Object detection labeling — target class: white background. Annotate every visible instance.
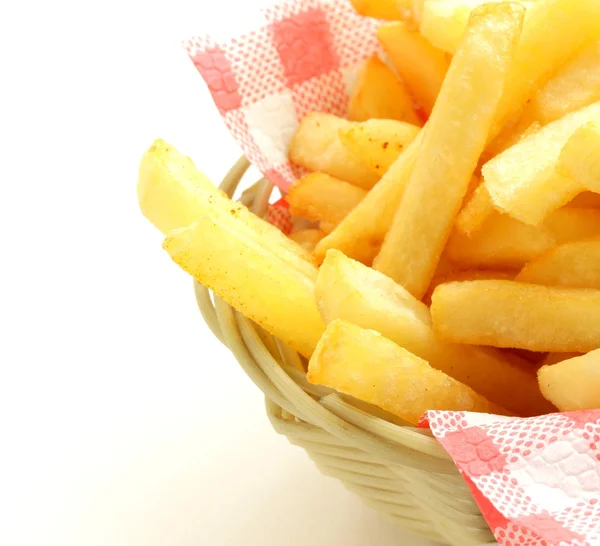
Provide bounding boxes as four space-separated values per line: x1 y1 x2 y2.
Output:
0 1 438 545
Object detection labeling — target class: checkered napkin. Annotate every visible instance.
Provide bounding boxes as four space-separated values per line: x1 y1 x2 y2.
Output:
184 2 600 543
421 411 600 546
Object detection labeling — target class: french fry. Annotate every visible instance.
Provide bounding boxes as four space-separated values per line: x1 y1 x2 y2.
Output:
338 119 421 175
316 250 552 416
289 229 326 252
309 320 511 424
538 350 600 411
423 268 515 306
349 0 406 20
348 56 422 125
138 139 316 270
374 4 524 298
288 113 380 190
491 0 600 139
448 207 600 270
454 185 496 237
377 21 450 115
483 101 600 225
557 123 600 193
446 211 554 269
314 133 422 265
529 41 600 125
432 280 600 352
138 138 225 234
543 207 600 245
420 0 534 54
517 239 600 289
286 173 366 234
567 192 600 209
542 352 583 367
164 216 324 358
457 119 543 236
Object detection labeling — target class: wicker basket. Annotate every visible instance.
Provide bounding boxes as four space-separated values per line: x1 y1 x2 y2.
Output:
194 157 494 546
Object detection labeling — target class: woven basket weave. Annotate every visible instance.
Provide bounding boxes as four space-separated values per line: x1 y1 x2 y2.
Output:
193 157 494 546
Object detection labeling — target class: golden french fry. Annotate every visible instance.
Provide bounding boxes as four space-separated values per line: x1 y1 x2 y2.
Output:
432 280 600 352
374 4 524 298
423 268 515 306
446 211 553 269
164 216 324 358
542 352 583 367
314 133 422 265
288 113 380 190
483 101 600 225
538 350 600 411
529 41 600 125
517 239 600 289
338 119 421 176
420 0 534 54
557 122 600 193
454 185 496 237
348 56 422 125
567 192 600 209
349 0 406 20
377 21 450 115
308 320 511 425
289 229 325 252
491 0 600 139
138 139 316 271
316 250 552 416
286 173 366 234
543 207 600 245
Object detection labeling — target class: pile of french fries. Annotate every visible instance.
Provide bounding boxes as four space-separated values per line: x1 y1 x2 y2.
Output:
139 0 600 425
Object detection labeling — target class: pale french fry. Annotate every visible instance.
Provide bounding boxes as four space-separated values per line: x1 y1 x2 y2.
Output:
138 139 316 270
289 229 325 252
557 123 600 193
138 138 225 233
423 268 515 306
529 41 600 125
538 350 600 411
349 0 406 20
308 320 511 425
432 280 600 352
567 192 600 209
420 0 534 54
491 0 600 138
377 21 450 115
374 4 524 298
483 101 600 225
316 250 552 416
286 173 366 234
288 113 380 190
446 211 554 269
543 208 600 245
164 216 324 358
348 56 422 125
517 239 600 289
338 119 421 175
314 133 422 265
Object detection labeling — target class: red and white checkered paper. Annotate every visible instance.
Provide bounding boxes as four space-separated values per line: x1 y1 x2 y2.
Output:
421 411 600 546
184 0 381 194
184 2 600 544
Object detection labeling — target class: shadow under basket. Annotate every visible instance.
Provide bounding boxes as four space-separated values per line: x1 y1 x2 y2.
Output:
193 157 494 546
